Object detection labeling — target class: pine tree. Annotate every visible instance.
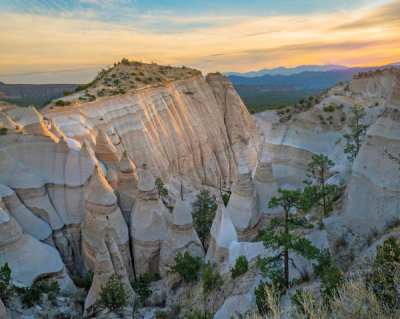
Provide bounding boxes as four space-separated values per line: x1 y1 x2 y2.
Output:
343 105 369 161
259 189 320 288
191 189 217 248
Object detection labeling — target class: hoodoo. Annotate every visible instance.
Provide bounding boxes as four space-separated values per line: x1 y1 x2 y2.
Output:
226 152 261 241
82 166 134 313
130 164 169 276
159 198 204 276
94 129 120 171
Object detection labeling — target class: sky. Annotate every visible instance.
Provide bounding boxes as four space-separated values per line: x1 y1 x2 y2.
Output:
0 0 399 83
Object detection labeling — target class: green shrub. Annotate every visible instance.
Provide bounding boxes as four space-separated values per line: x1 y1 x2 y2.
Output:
181 307 213 319
171 252 201 282
73 269 94 291
291 288 307 315
113 79 119 85
133 273 152 300
320 265 343 301
62 90 72 96
139 71 144 76
121 58 130 65
135 77 141 81
0 263 14 303
156 77 162 82
323 104 335 112
201 261 223 293
111 74 117 78
119 88 126 94
231 255 248 279
75 81 95 92
0 127 8 135
155 310 168 319
55 100 65 106
222 193 231 207
21 286 42 308
96 273 130 313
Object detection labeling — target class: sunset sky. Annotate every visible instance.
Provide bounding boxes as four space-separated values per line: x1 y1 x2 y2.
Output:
0 0 399 83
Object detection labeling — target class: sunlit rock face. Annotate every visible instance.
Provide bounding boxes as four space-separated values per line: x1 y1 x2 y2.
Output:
81 166 134 314
45 73 260 189
159 199 204 276
130 165 169 277
226 153 261 241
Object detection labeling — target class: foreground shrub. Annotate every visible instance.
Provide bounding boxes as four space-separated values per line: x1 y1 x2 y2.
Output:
73 269 94 291
96 273 130 313
180 307 213 319
55 100 65 106
170 252 201 282
231 255 248 279
0 263 14 303
201 261 223 293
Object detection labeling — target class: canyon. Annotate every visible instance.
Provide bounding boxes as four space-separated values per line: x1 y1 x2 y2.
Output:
0 62 399 318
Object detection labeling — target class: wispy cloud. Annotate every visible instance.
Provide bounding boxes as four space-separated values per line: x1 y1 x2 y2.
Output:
0 0 399 82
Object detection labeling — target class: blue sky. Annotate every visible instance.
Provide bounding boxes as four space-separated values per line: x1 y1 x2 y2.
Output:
0 0 399 83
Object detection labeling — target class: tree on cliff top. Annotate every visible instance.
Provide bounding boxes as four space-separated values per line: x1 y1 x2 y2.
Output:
343 105 369 161
191 189 217 249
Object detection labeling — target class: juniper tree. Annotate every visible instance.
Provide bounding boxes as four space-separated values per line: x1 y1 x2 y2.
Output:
343 105 369 161
191 189 217 248
259 189 320 289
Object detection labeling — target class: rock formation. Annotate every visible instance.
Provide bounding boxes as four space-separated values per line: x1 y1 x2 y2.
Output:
45 72 260 189
130 164 169 276
0 206 75 293
81 166 134 313
117 151 138 223
0 298 7 319
254 144 280 221
226 153 261 241
159 199 204 276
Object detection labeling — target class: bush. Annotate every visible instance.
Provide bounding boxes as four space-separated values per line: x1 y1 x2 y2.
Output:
222 193 231 206
135 77 141 81
0 263 14 303
62 90 72 96
313 249 331 278
171 252 201 282
133 273 152 300
55 100 65 106
320 265 343 301
323 104 335 112
119 88 126 94
139 71 144 76
0 127 8 135
75 81 95 92
201 261 223 293
254 281 283 316
96 273 130 313
180 308 213 319
73 269 94 291
231 255 248 279
121 58 130 65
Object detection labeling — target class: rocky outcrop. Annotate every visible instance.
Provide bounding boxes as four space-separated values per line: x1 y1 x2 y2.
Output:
81 166 134 313
0 298 7 319
254 144 280 220
341 75 400 235
130 165 169 276
0 206 75 293
159 199 204 276
226 153 261 241
117 151 138 223
94 129 120 171
45 73 260 189
206 199 238 264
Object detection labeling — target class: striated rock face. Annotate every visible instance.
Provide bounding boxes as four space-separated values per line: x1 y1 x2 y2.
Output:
117 151 139 223
254 144 280 220
341 76 400 235
130 165 169 276
226 153 261 241
94 129 120 171
0 206 75 293
159 199 204 276
45 73 260 189
81 166 134 313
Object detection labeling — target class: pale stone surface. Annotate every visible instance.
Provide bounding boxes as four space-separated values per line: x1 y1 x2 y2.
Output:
0 298 6 319
94 129 120 170
130 166 169 276
45 74 261 189
226 153 261 241
82 166 134 313
159 199 204 276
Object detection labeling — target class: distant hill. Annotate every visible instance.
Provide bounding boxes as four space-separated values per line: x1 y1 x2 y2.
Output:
0 82 79 108
229 64 400 90
225 64 348 77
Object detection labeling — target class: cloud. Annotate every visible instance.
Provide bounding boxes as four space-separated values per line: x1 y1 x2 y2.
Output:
0 0 399 81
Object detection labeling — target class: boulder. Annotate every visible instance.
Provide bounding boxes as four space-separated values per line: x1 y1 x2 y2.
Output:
130 165 169 276
159 199 204 276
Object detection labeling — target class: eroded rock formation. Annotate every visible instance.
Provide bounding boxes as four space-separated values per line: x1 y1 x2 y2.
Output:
130 165 169 276
159 199 204 276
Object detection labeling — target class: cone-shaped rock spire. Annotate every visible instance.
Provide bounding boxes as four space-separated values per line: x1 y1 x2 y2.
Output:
94 129 119 170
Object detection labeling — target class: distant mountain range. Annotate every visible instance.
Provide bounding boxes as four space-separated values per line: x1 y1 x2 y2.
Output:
227 63 400 90
225 64 348 77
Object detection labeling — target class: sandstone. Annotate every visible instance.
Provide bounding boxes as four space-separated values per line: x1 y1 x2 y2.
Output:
226 153 261 241
82 166 134 313
117 151 139 223
159 199 204 276
130 165 169 276
94 129 120 171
